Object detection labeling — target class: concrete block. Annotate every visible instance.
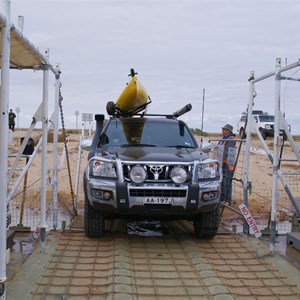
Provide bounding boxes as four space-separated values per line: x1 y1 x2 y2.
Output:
286 232 300 251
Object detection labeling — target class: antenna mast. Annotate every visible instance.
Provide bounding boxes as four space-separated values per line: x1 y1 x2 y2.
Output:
201 88 205 133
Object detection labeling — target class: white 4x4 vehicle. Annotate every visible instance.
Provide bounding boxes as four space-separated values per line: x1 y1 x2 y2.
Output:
237 110 274 140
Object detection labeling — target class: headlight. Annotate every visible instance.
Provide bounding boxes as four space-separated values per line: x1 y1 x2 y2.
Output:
170 166 188 184
130 165 147 184
90 160 117 178
198 161 219 179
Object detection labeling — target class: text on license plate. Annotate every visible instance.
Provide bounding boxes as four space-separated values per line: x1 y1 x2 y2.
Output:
143 197 174 204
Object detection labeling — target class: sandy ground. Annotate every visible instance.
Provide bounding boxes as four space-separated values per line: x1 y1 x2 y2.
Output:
7 129 300 219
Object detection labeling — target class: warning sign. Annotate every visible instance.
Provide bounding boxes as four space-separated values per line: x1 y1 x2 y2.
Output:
239 204 262 238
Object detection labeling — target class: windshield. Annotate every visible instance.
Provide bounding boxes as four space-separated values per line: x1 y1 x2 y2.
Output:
259 115 274 122
100 118 197 148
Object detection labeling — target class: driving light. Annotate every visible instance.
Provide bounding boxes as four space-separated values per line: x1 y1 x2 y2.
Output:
201 191 218 201
170 166 188 184
198 161 219 179
130 165 147 184
90 160 117 178
91 189 113 200
202 192 210 201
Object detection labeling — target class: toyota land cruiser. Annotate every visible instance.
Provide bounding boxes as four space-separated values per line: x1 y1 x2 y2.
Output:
82 105 222 239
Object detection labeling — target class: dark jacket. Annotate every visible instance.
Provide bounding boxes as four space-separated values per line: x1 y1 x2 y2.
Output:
9 112 16 125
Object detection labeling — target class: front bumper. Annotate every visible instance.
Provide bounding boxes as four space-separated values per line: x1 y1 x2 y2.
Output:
263 128 274 136
84 172 221 219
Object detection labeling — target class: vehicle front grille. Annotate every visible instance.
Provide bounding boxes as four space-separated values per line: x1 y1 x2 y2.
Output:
129 189 187 198
122 164 191 182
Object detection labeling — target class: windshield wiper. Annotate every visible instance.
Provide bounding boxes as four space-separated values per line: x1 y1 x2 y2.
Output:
119 143 157 147
165 145 195 148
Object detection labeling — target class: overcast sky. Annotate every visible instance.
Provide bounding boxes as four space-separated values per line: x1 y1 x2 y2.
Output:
8 0 300 134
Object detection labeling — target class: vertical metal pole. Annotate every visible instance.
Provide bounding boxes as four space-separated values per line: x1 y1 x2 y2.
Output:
15 107 20 130
270 58 281 252
74 135 83 212
17 15 24 32
40 61 49 230
52 64 60 230
0 1 10 298
201 88 205 133
75 111 79 130
81 117 84 137
243 71 255 234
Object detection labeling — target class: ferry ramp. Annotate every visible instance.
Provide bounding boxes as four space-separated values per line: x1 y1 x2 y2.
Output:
6 215 300 300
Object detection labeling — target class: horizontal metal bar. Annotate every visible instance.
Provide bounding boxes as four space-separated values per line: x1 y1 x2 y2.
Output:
251 71 275 83
280 76 300 81
8 154 31 158
278 59 300 74
279 158 299 162
209 138 246 143
250 59 300 84
281 172 300 176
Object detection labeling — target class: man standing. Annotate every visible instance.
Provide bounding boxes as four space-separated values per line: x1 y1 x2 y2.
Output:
9 108 16 132
218 124 236 205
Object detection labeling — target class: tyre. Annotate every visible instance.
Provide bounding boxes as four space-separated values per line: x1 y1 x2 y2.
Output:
84 197 105 238
193 205 221 239
106 101 115 116
259 128 267 140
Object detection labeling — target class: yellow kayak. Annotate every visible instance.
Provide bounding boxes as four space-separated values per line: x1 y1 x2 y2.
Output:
106 69 151 117
116 76 148 113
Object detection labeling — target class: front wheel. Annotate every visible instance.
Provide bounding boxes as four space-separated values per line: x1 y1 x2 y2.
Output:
259 128 267 140
84 197 105 238
193 206 221 239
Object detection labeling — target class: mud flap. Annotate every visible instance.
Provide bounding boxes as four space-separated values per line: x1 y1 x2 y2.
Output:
186 183 199 212
116 182 129 209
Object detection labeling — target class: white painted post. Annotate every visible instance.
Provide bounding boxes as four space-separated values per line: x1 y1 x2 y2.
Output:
17 15 23 32
52 64 61 230
0 1 10 298
242 71 255 234
270 58 281 252
75 110 79 130
40 54 49 233
15 107 20 130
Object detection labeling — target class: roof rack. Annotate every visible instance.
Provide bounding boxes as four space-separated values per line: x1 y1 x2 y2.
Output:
108 103 192 119
107 97 152 117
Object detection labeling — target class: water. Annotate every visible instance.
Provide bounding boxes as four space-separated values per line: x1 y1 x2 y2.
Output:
7 232 39 280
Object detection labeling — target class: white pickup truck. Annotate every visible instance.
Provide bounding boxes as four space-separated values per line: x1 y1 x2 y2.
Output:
237 110 274 140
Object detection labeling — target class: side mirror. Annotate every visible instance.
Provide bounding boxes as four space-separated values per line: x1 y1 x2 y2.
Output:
81 139 93 151
201 141 212 153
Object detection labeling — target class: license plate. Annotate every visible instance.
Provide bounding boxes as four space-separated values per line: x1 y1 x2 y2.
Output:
143 197 174 204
